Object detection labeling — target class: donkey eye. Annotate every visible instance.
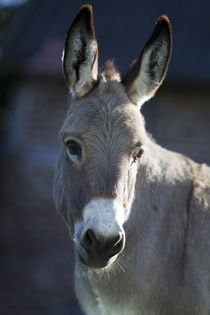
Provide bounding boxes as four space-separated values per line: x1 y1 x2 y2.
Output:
132 148 144 164
66 140 82 159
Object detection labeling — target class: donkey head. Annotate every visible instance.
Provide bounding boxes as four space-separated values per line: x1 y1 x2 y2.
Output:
54 5 172 269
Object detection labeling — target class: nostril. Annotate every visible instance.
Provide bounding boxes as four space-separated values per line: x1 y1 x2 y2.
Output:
82 228 96 250
111 233 125 256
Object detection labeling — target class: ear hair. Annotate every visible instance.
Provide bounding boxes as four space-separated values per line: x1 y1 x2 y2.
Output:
122 15 172 107
63 5 98 98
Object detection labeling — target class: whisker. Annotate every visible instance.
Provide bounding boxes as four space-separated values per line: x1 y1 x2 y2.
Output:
117 261 126 273
105 268 110 280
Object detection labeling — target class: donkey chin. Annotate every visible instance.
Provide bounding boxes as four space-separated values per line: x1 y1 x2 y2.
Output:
74 198 126 269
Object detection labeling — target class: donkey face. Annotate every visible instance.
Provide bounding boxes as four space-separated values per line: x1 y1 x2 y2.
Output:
54 5 172 269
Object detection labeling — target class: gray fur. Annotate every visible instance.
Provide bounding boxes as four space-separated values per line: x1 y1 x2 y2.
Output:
54 6 210 315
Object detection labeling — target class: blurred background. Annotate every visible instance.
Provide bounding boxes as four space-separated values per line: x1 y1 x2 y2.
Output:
0 0 210 314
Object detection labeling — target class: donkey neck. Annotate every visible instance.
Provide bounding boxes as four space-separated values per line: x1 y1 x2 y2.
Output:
124 138 194 259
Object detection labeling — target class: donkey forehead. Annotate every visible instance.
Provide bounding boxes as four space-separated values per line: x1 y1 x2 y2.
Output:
61 82 146 145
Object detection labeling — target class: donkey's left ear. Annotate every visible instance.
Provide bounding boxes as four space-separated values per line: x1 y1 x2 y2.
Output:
122 16 172 107
63 5 98 98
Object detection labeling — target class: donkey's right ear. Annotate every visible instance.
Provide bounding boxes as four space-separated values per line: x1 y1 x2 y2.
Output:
63 5 98 98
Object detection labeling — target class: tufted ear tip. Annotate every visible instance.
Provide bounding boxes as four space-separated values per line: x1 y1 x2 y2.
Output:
144 15 172 57
157 15 171 25
156 15 172 46
79 4 93 13
76 4 94 34
158 15 171 26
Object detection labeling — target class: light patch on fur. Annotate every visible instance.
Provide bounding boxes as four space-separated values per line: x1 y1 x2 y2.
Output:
101 60 121 82
87 290 137 315
128 50 154 107
82 198 125 237
101 70 120 82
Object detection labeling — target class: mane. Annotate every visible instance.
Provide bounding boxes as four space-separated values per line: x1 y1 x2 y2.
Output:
100 60 121 82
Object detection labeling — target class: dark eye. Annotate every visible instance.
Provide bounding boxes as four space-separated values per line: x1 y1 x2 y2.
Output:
66 140 82 159
132 148 144 164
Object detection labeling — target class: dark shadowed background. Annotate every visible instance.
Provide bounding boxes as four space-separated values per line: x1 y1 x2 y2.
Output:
0 0 210 314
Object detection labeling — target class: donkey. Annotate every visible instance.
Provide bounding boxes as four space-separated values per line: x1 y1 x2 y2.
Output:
54 4 210 315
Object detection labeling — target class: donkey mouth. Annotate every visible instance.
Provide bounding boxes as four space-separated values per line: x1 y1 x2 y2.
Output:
78 251 119 269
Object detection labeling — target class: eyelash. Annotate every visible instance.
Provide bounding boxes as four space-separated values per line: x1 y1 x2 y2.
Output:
131 148 144 165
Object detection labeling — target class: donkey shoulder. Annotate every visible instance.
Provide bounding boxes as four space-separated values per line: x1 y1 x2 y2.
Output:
191 162 210 215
